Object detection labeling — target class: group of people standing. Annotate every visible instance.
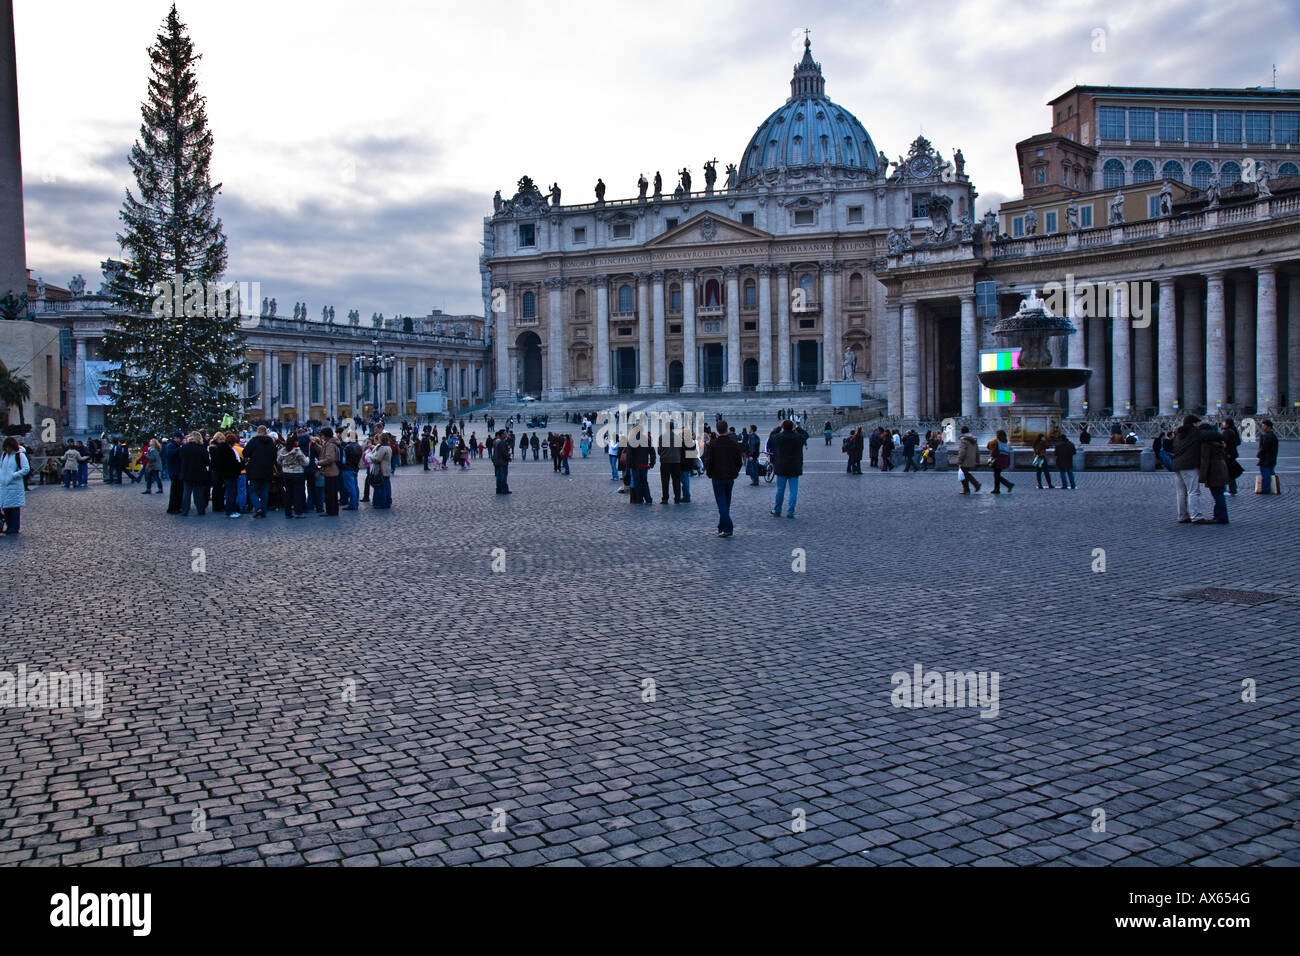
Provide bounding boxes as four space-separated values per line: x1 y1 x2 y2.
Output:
1170 416 1279 524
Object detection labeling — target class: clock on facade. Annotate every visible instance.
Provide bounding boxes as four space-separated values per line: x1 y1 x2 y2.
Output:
908 155 935 179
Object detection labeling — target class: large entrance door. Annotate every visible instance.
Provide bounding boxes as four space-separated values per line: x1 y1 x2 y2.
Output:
743 358 758 390
938 316 961 414
795 340 819 389
702 343 724 390
614 347 638 392
668 360 683 392
515 331 542 396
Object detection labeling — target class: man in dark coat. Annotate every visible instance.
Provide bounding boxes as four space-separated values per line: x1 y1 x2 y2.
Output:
1257 419 1279 494
1171 415 1211 523
178 434 211 516
702 420 743 537
768 419 805 518
491 429 512 494
242 426 277 518
165 432 185 513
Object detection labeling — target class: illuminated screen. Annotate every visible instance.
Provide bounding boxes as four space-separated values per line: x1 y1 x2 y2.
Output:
979 349 1021 405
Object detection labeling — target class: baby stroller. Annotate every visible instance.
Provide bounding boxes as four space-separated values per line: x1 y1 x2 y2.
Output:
755 451 775 483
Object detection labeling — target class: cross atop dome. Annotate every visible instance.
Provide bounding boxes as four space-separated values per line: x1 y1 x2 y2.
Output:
790 32 825 100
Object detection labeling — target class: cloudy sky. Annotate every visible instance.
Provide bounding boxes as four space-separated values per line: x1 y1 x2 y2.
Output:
15 0 1298 316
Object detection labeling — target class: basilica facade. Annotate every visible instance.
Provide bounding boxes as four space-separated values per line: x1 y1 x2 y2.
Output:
480 41 976 400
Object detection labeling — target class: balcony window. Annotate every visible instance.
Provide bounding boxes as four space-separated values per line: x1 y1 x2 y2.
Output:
1079 205 1092 228
1245 111 1271 144
1158 109 1184 141
669 284 681 312
519 223 535 247
1187 110 1213 143
743 280 756 308
1045 211 1058 234
1217 111 1242 143
1277 112 1300 146
1128 108 1155 141
522 291 536 318
617 284 634 313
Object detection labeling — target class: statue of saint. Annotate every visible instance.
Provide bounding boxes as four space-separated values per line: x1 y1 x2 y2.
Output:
493 190 502 213
653 170 662 199
1024 205 1038 235
679 167 692 193
725 163 738 190
877 150 889 175
704 159 717 193
269 298 277 317
842 347 857 380
34 277 44 299
261 297 269 317
69 274 86 296
329 305 335 322
953 148 965 177
1158 179 1174 216
550 182 561 206
1256 163 1272 198
1108 190 1125 225
637 174 648 201
886 228 906 255
1065 198 1080 232
1205 179 1220 209
595 178 605 202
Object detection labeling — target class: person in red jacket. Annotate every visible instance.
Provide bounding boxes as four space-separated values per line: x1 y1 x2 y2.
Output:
561 434 573 475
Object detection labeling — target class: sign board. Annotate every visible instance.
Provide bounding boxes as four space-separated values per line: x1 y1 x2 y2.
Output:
415 391 447 415
829 381 862 409
84 361 119 406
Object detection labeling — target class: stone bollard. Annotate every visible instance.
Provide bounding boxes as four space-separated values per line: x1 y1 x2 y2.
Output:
1139 447 1156 472
933 445 948 471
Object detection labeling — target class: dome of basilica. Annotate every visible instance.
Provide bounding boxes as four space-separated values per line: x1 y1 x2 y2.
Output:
737 39 880 187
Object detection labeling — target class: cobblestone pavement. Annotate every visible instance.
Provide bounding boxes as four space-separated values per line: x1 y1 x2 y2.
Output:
1 436 1297 867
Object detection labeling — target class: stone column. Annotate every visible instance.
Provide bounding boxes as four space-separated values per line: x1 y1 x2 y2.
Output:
545 277 565 400
724 266 741 390
757 264 773 391
651 270 666 392
72 336 87 432
1256 263 1278 414
960 294 977 417
887 301 902 415
1134 295 1153 414
1233 274 1256 410
1066 288 1085 416
1157 277 1178 415
493 281 511 400
594 275 612 394
1182 282 1204 413
776 267 792 388
1086 300 1107 414
902 300 919 417
1111 283 1131 415
636 272 651 393
1289 279 1300 411
819 261 838 387
681 270 698 392
1205 271 1227 414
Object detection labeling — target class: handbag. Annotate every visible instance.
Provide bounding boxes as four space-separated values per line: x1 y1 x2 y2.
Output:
1031 456 1043 468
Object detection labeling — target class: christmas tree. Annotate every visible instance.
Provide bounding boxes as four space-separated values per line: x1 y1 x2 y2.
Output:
100 4 243 437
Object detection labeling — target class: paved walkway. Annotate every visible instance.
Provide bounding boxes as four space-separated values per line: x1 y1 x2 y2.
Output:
1 436 1296 866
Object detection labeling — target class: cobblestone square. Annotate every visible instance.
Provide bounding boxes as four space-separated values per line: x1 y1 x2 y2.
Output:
1 436 1297 866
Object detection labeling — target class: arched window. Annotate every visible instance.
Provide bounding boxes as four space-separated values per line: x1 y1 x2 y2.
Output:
848 272 864 302
573 288 587 318
704 278 721 307
1132 160 1155 183
1219 161 1241 186
1161 161 1184 183
669 284 682 312
617 284 633 313
799 273 815 304
1102 158 1125 189
743 279 757 308
1190 161 1213 189
1280 162 1300 178
521 291 536 318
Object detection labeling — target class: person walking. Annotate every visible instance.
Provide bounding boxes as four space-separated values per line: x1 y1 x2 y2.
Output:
702 419 743 537
243 425 277 518
277 439 309 518
658 422 682 503
956 426 982 493
492 428 512 494
141 439 163 494
823 421 833 446
1221 419 1241 495
1171 415 1208 523
0 437 31 535
319 427 342 516
178 432 211 516
879 428 895 472
743 425 762 485
61 441 86 490
418 430 431 471
1257 419 1278 494
768 419 804 518
902 429 920 472
606 433 620 481
1054 434 1077 489
867 427 880 470
369 433 394 509
1032 433 1055 489
987 429 1014 494
625 422 656 505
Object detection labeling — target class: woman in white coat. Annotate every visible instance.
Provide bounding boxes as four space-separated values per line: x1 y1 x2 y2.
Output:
0 437 31 534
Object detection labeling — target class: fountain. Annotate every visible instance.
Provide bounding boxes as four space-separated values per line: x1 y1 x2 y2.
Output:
977 290 1092 445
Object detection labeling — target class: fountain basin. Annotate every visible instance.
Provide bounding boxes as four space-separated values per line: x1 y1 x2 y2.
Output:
977 368 1092 392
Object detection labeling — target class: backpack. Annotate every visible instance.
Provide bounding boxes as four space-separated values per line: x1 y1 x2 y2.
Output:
344 442 362 468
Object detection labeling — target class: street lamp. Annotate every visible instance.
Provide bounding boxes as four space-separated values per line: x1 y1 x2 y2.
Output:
355 336 395 423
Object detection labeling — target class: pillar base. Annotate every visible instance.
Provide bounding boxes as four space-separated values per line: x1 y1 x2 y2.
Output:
776 380 794 390
650 384 667 394
680 384 701 394
757 382 775 392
